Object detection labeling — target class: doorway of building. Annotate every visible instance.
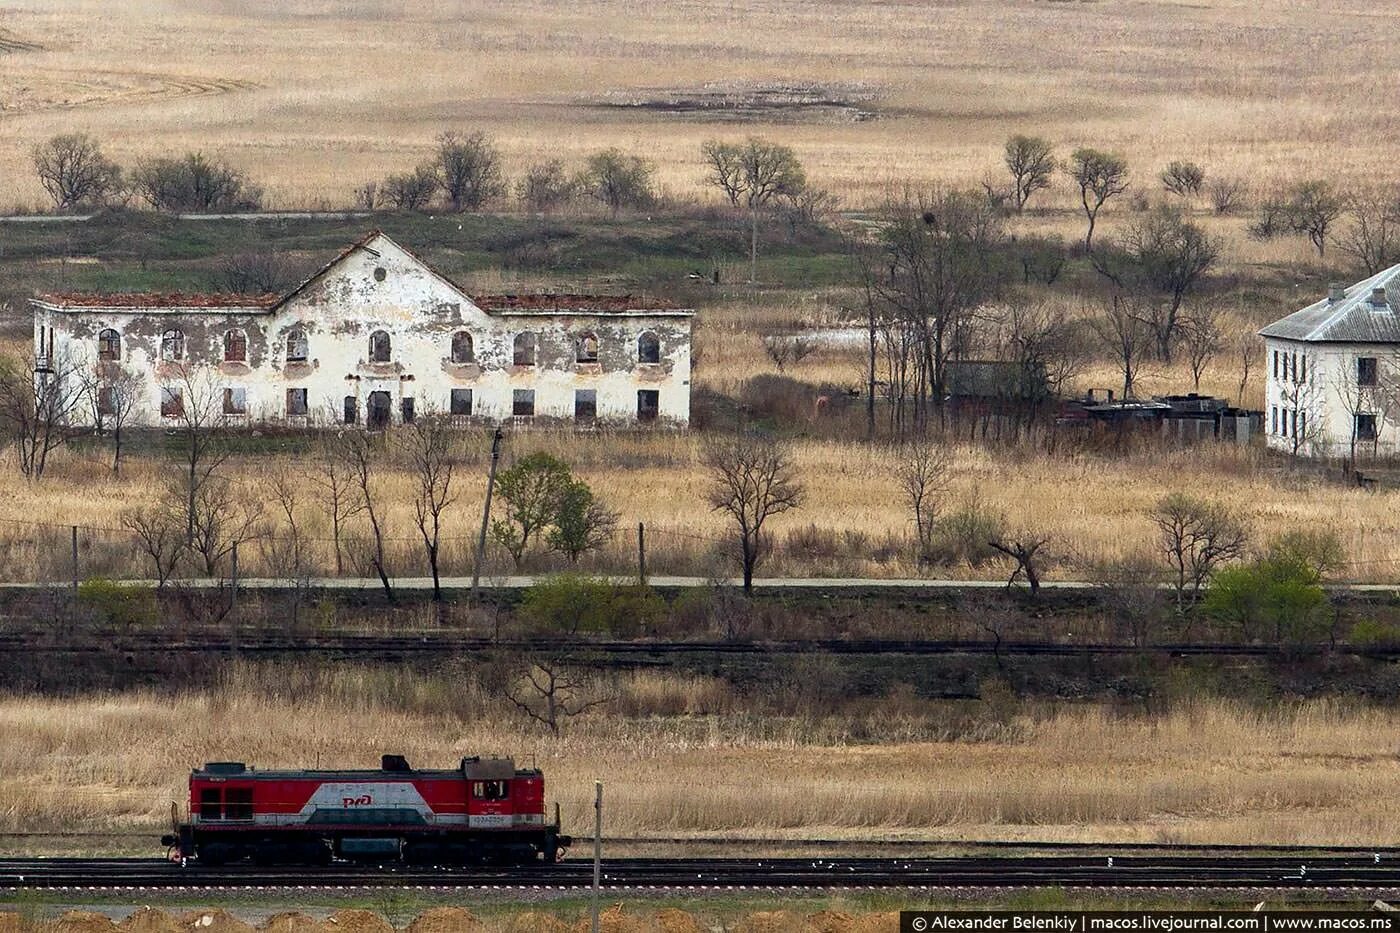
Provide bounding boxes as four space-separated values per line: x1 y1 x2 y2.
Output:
367 391 392 429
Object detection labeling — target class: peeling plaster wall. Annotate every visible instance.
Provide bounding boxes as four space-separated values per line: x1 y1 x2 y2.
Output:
33 234 692 429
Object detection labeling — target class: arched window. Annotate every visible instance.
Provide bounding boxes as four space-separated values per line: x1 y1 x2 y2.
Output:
369 329 391 363
513 332 536 367
160 329 185 362
637 331 660 364
97 328 121 361
451 331 474 364
286 329 308 363
223 329 247 363
576 331 599 364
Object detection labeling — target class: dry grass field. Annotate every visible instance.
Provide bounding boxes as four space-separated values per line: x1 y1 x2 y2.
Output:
1 0 1399 211
1 671 1397 847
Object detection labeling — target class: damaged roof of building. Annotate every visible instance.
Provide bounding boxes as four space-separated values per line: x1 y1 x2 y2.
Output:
35 292 281 310
34 231 689 316
1260 264 1400 343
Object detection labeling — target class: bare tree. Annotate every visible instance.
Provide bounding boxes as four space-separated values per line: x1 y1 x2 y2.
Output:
1207 176 1248 215
1003 135 1056 213
381 163 439 212
577 148 654 215
516 160 576 212
341 431 393 600
312 432 366 576
1180 306 1222 393
185 476 264 576
761 333 815 373
1234 332 1255 407
79 364 145 476
0 349 86 480
131 152 261 213
353 180 378 211
1152 492 1248 613
1066 147 1129 251
503 660 610 735
1097 204 1222 361
897 438 952 559
1090 295 1152 399
1337 189 1400 276
219 249 301 295
701 137 806 283
988 530 1052 597
32 133 122 212
703 431 805 595
261 467 310 589
1159 160 1205 199
121 506 184 590
1288 180 1347 257
1090 550 1166 648
168 367 231 544
437 131 505 212
1277 373 1326 459
404 415 459 602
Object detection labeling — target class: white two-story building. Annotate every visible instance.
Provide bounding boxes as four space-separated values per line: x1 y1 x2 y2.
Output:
1260 266 1400 458
31 230 693 428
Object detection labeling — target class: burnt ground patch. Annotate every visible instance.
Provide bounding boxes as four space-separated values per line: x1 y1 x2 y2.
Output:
588 81 883 124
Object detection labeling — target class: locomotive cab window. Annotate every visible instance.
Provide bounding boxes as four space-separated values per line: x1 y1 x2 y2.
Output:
198 785 254 820
472 780 509 801
199 788 222 820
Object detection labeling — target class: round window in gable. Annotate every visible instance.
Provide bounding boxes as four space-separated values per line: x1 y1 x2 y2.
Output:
373 266 387 282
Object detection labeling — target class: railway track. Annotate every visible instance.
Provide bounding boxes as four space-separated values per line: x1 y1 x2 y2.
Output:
5 856 1400 892
0 633 1345 659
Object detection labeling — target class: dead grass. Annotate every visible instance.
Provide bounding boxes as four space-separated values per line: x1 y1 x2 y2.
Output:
1 677 1398 847
0 1 1398 210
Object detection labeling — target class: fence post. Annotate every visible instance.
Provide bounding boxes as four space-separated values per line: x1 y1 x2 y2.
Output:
472 427 505 597
637 522 646 586
591 780 602 933
70 525 79 597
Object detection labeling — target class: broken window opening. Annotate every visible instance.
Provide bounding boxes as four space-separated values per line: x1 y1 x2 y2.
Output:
513 388 535 418
97 328 121 361
287 329 309 363
369 330 392 363
575 389 597 422
401 397 415 423
343 396 358 425
638 331 660 364
451 331 475 364
286 387 309 417
96 386 117 416
450 388 473 417
576 332 599 364
160 329 185 362
223 329 247 363
1358 356 1378 387
223 387 247 416
637 389 660 422
1357 412 1378 441
514 332 537 367
160 386 184 418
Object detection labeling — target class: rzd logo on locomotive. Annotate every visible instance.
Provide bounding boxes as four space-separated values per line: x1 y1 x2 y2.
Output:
342 793 373 808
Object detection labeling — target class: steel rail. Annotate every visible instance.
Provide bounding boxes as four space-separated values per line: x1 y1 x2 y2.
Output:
5 856 1400 891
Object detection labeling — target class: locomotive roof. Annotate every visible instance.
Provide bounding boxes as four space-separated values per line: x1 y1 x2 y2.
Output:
191 767 540 779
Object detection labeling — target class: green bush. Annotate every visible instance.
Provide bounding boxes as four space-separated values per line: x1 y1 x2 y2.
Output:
1350 619 1400 652
519 574 665 637
77 577 158 629
1202 555 1328 644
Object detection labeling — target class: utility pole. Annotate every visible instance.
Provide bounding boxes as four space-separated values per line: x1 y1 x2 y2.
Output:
70 525 79 597
471 427 505 597
591 780 602 933
637 522 646 585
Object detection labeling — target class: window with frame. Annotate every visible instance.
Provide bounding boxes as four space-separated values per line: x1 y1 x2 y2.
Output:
576 332 599 364
401 397 415 423
1271 406 1278 435
1298 354 1307 383
287 329 309 362
369 330 391 363
471 780 510 801
574 389 597 421
513 389 535 417
637 389 660 422
160 386 184 418
223 329 247 363
1272 350 1279 379
1357 413 1378 441
1359 356 1378 387
286 387 308 416
637 331 660 364
451 331 475 364
343 396 358 425
161 329 185 362
514 332 537 367
451 388 473 416
223 387 247 415
97 328 121 361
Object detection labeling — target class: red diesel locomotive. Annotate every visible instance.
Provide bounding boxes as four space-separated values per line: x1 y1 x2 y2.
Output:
161 755 570 865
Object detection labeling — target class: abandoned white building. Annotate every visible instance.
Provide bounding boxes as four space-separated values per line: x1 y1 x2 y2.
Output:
1260 266 1400 458
31 231 693 429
